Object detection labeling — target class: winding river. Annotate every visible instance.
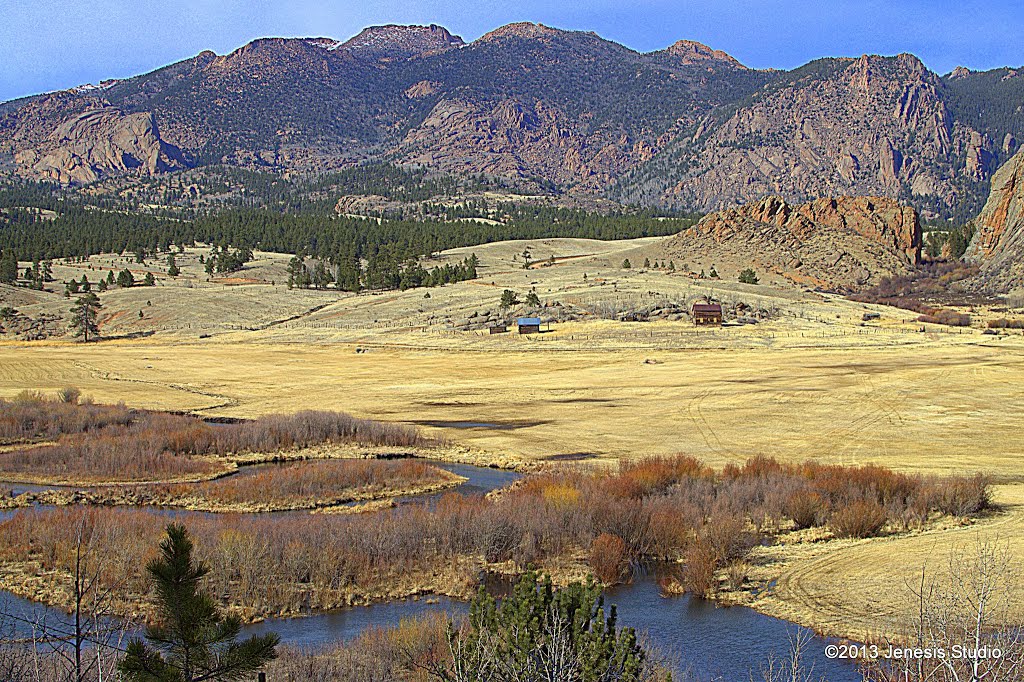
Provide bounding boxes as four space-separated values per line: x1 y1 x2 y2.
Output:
0 461 861 681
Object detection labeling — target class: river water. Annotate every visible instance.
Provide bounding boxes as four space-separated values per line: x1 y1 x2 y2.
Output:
0 461 861 680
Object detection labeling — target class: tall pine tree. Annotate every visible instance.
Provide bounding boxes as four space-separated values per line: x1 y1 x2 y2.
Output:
119 525 279 682
0 249 17 284
69 293 101 342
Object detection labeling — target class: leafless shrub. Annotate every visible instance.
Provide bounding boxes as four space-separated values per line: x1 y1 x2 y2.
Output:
265 614 448 682
0 401 427 482
829 500 888 538
755 628 827 682
919 310 972 327
590 533 631 584
0 457 994 620
784 489 825 530
56 387 81 405
988 318 1024 329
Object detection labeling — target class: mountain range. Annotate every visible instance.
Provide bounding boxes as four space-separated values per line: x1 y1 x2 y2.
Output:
1 22 1023 222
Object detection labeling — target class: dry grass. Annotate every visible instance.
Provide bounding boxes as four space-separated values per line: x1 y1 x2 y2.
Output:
2 336 1020 478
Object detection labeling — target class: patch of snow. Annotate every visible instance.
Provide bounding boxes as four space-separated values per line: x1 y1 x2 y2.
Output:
307 38 343 51
70 79 120 93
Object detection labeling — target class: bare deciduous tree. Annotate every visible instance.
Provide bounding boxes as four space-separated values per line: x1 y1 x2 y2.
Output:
864 537 1024 682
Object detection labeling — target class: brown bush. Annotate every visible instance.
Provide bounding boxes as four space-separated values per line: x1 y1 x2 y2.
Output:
849 263 979 312
589 533 630 584
784 489 824 530
616 454 711 497
829 500 888 538
144 459 452 508
702 513 753 563
929 474 990 517
987 318 1024 329
0 403 427 482
0 393 133 444
646 498 697 558
681 538 718 595
267 614 447 681
918 309 972 326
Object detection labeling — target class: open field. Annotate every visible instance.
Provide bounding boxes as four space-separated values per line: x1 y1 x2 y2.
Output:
1 335 1021 477
2 234 1024 639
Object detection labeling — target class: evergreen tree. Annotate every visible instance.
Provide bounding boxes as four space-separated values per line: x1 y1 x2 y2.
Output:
286 255 310 289
439 572 648 682
525 291 542 307
167 255 180 277
69 293 101 342
119 525 279 682
622 259 632 269
500 289 520 308
117 269 136 288
0 249 17 284
80 274 91 292
311 261 334 289
27 261 44 289
106 270 116 285
144 272 156 286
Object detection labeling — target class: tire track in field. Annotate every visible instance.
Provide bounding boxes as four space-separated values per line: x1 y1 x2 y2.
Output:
686 389 726 455
70 360 240 412
764 486 1024 639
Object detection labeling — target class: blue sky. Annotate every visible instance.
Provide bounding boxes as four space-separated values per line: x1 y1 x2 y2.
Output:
1 0 1021 103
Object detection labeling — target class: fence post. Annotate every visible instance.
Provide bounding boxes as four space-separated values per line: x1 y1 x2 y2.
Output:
258 673 266 682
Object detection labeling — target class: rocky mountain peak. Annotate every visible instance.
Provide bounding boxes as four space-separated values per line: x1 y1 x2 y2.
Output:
478 22 566 42
663 40 746 69
341 24 464 60
949 66 973 79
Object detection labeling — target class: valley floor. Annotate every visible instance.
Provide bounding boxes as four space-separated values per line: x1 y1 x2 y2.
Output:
2 235 1023 640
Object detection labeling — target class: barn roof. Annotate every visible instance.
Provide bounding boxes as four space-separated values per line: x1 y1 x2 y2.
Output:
691 303 722 314
517 317 542 325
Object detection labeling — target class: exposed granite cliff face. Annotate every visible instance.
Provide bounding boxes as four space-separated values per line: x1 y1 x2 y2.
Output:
651 55 976 211
399 97 656 189
660 196 921 290
12 108 186 184
966 149 1024 291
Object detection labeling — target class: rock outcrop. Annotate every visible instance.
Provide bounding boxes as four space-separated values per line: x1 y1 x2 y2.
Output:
966 148 1024 291
340 24 464 60
659 196 921 290
650 54 980 213
13 108 186 184
662 40 747 68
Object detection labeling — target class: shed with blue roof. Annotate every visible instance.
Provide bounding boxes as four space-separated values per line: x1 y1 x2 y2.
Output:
516 317 542 334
